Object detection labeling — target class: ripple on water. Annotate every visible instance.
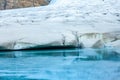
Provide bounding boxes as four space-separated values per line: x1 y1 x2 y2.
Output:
0 48 120 80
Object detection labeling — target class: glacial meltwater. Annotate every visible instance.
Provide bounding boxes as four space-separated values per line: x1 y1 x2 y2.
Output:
0 48 120 80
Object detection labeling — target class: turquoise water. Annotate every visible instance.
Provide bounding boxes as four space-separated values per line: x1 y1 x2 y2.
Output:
0 48 120 80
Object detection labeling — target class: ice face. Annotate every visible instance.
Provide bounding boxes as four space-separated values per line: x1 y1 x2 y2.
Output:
0 0 120 50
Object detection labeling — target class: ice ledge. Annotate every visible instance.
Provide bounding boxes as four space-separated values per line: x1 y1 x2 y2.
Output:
0 31 120 52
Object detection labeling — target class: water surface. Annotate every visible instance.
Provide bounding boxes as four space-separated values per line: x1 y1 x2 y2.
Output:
0 48 120 80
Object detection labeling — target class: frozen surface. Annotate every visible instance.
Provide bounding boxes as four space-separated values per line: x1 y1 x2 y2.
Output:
0 0 120 50
0 48 120 80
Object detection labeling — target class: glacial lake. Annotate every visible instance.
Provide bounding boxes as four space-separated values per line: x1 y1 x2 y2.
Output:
0 48 120 80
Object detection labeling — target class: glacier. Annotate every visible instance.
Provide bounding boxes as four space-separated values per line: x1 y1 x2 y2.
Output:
0 0 120 50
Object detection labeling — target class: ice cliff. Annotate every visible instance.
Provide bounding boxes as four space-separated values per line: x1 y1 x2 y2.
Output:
0 0 120 50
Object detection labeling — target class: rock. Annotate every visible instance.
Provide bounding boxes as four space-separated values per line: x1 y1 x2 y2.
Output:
0 0 50 10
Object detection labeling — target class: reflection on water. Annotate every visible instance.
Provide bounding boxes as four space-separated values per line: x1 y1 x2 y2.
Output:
0 48 120 80
0 48 120 61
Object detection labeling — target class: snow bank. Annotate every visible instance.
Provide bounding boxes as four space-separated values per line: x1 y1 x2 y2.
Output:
0 0 120 50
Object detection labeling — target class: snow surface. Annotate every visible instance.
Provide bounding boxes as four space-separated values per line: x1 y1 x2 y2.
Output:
0 0 120 50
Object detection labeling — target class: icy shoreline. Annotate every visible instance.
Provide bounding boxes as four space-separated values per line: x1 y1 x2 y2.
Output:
0 0 120 50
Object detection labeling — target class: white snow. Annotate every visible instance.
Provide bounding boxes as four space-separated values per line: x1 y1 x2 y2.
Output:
0 0 120 50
